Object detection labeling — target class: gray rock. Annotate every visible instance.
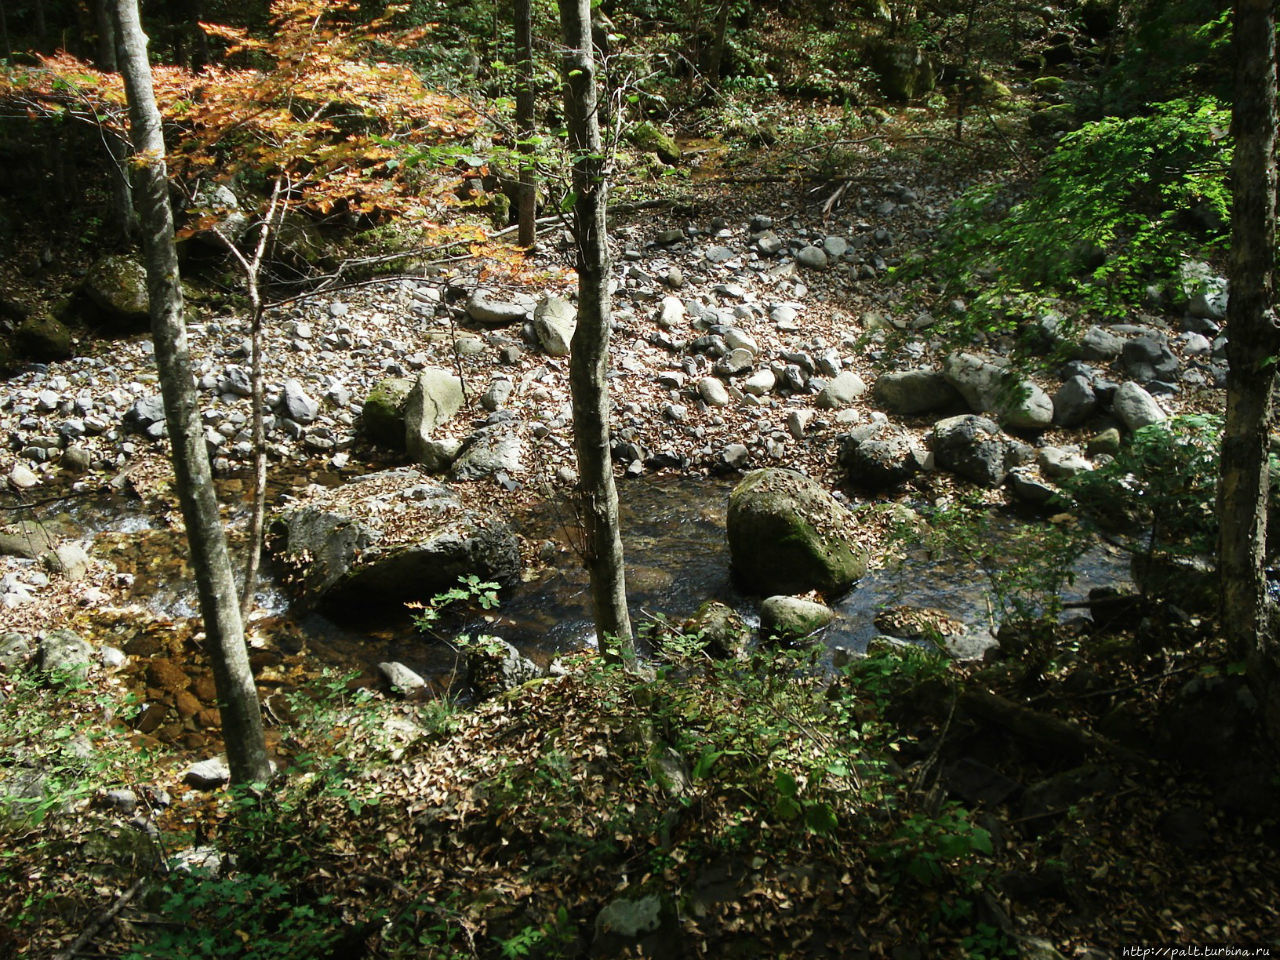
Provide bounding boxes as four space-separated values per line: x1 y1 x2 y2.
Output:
721 443 750 470
727 468 867 596
533 294 577 357
270 471 520 610
0 632 34 674
182 757 231 790
1001 381 1054 430
414 437 463 473
942 352 1051 429
1112 382 1167 431
189 182 250 246
715 348 754 377
481 378 514 411
1052 375 1097 427
8 464 40 490
450 430 523 481
49 542 90 581
742 370 775 396
1007 469 1057 506
279 380 320 424
1122 335 1180 383
760 595 836 642
796 245 828 269
839 428 922 490
1037 446 1091 479
814 371 867 409
465 290 532 326
705 245 735 263
466 637 539 698
595 893 663 941
404 368 464 464
378 661 427 697
1087 428 1122 457
930 415 1018 487
126 395 167 428
755 231 783 256
656 297 684 329
1076 325 1124 362
823 236 849 258
872 369 961 415
37 628 94 681
362 377 415 449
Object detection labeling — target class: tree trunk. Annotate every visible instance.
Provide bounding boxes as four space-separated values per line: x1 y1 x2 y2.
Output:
110 0 272 786
558 0 635 663
706 0 732 83
515 0 537 247
1219 0 1280 742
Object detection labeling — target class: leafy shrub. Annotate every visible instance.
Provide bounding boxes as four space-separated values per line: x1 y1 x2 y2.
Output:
914 97 1231 337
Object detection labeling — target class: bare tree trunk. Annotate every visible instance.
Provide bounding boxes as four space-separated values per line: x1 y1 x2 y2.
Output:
111 0 272 786
1219 0 1280 742
515 0 537 247
0 1 10 61
558 0 634 663
91 0 137 248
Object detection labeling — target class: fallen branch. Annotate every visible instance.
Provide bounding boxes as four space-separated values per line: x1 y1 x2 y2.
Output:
53 877 147 960
958 688 1150 766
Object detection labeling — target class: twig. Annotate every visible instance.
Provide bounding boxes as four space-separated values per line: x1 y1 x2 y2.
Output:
53 877 147 960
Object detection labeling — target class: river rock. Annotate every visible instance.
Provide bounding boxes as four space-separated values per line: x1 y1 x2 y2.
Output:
8 464 40 490
942 352 1051 429
362 377 415 449
278 380 320 424
533 294 577 357
48 542 91 581
82 255 149 330
1007 469 1057 506
1052 375 1097 427
760 595 836 642
838 427 922 490
405 368 464 464
697 377 730 407
727 468 867 596
1112 381 1167 431
37 628 94 681
182 757 231 790
1037 446 1091 479
656 297 684 329
465 290 533 326
466 638 539 699
930 414 1023 487
378 661 427 698
449 429 523 481
1076 325 1124 362
270 470 520 610
742 369 775 396
872 368 961 415
796 245 828 269
684 600 751 659
815 371 867 409
1122 335 1180 383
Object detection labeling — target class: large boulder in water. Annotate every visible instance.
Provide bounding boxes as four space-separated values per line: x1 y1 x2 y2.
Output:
726 468 867 597
269 469 520 612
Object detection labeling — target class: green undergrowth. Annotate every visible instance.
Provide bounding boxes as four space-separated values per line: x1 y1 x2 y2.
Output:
117 641 1005 959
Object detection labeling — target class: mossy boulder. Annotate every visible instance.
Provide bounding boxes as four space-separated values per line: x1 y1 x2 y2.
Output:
629 121 681 164
362 377 415 449
82 255 149 330
864 39 936 102
14 312 72 361
726 468 867 597
683 600 751 659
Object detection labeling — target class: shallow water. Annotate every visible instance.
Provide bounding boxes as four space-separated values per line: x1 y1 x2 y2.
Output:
37 475 1132 683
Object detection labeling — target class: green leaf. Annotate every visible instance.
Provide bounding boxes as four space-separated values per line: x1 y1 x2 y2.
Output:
805 802 839 834
774 770 798 798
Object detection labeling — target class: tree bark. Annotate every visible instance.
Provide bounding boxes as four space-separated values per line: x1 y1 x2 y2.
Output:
515 0 537 247
110 0 272 785
558 0 635 663
1219 0 1280 741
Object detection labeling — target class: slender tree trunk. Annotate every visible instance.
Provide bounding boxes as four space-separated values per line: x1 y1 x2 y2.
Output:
0 1 11 61
111 0 272 785
1219 0 1280 742
706 0 732 83
33 0 49 53
515 0 537 247
91 1 137 248
558 0 634 663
